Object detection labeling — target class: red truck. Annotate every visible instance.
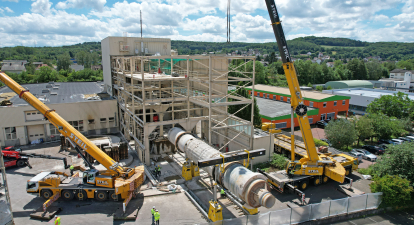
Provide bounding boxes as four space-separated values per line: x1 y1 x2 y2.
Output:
2 148 67 169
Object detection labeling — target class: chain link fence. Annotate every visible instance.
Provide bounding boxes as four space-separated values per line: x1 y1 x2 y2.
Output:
198 193 382 225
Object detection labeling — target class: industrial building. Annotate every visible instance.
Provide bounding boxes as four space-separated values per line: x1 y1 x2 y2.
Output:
322 88 414 115
247 85 350 128
101 37 272 166
325 80 373 89
0 82 118 147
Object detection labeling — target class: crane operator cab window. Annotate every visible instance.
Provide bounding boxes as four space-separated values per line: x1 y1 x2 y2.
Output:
83 169 98 184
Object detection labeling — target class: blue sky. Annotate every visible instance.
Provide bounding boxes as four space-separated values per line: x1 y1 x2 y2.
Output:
0 0 413 47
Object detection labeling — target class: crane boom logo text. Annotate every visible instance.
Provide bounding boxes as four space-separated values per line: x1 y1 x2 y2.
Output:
70 133 88 150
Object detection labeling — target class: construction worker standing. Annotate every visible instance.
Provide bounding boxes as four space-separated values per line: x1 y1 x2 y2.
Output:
154 209 160 225
54 215 61 225
151 206 156 224
156 165 162 178
220 188 226 198
69 164 74 176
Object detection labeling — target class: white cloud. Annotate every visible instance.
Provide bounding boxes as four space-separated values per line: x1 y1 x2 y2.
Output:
4 7 13 13
31 0 52 16
2 0 18 2
372 14 389 21
56 0 106 12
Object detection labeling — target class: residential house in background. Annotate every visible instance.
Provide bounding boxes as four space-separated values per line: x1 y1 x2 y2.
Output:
0 60 27 74
91 65 103 71
70 64 85 72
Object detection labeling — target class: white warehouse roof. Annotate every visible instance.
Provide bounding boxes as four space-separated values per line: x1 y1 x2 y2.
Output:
323 88 414 100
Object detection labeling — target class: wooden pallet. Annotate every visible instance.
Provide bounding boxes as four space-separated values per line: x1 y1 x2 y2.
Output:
30 206 62 220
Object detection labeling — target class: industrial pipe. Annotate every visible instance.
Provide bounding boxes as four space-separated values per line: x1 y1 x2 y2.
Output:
167 127 276 209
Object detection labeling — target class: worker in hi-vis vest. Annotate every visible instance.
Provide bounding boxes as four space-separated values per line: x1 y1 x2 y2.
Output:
69 165 74 176
154 209 160 225
54 215 61 225
151 206 156 224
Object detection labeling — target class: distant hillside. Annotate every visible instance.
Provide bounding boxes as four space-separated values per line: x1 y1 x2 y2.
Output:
1 37 414 62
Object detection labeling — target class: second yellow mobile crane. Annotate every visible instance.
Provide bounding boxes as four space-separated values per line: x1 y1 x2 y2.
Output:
258 0 346 193
0 72 144 203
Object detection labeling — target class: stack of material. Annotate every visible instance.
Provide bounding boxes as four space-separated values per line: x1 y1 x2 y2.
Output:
60 135 66 147
111 145 120 162
119 142 128 160
0 92 15 106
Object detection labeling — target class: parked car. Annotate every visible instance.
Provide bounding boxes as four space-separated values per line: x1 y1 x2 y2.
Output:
349 151 363 162
398 137 412 142
391 139 404 144
362 145 385 155
316 120 328 128
406 136 414 141
378 139 395 145
379 144 390 150
351 149 377 161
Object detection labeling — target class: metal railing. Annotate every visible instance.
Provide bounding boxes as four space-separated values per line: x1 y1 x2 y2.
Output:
199 192 382 225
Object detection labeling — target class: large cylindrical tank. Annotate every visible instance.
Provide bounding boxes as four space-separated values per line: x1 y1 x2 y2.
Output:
167 127 275 208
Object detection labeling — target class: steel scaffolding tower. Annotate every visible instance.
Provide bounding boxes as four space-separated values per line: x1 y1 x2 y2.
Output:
0 148 14 225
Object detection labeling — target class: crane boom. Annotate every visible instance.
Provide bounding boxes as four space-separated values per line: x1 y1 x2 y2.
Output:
0 72 125 175
265 0 319 162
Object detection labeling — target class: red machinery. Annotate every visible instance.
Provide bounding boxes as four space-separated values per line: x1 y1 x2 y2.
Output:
1 149 68 169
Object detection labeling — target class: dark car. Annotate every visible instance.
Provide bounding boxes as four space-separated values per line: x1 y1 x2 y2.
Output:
316 120 328 128
379 144 390 150
378 139 395 145
362 145 385 155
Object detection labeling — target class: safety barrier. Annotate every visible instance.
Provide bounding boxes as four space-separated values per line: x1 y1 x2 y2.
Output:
199 192 382 225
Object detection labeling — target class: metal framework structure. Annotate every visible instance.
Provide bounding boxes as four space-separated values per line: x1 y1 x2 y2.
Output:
111 55 256 165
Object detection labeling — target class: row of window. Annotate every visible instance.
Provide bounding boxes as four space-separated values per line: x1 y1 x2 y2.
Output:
4 118 116 140
255 92 346 108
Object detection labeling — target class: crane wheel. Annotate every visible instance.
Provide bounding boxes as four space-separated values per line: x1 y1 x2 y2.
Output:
16 160 26 167
40 189 53 200
95 191 108 201
76 190 87 201
322 176 329 183
313 178 321 186
109 192 119 201
299 179 309 191
61 190 74 201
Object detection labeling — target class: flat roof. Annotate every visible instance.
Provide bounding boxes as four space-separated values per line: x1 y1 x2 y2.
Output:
0 82 112 105
323 88 414 100
247 84 350 102
256 97 319 120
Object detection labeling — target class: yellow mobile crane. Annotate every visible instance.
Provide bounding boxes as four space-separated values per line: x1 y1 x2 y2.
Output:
258 0 346 192
0 72 144 202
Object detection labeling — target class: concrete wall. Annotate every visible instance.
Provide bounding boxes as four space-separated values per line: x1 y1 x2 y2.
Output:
101 37 171 95
0 100 118 147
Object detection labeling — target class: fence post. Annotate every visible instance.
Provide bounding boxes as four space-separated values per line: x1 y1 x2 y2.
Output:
347 197 350 214
309 204 312 221
328 200 331 216
365 194 368 210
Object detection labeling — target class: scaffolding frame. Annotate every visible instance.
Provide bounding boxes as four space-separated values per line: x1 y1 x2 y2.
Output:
111 55 256 165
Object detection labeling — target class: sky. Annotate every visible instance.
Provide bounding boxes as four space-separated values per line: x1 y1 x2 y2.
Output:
0 0 413 47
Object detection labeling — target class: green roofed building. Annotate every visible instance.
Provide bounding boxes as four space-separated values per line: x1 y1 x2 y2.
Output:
325 80 373 89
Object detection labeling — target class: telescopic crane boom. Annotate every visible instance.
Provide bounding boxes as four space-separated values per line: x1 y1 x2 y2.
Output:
264 0 345 183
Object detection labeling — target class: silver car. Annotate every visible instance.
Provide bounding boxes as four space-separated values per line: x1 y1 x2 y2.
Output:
349 151 363 162
351 149 377 161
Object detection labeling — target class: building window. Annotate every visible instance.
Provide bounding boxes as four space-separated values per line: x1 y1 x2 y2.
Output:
275 122 287 129
5 127 17 140
287 98 290 103
334 101 337 106
69 120 84 131
100 118 107 123
323 102 327 108
267 94 269 99
88 119 95 124
257 92 260 97
342 100 346 105
109 117 115 122
309 102 313 107
49 124 59 135
281 96 284 101
273 95 276 100
308 118 313 124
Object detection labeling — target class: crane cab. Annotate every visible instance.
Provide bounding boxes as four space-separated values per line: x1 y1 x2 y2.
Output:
83 169 99 185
